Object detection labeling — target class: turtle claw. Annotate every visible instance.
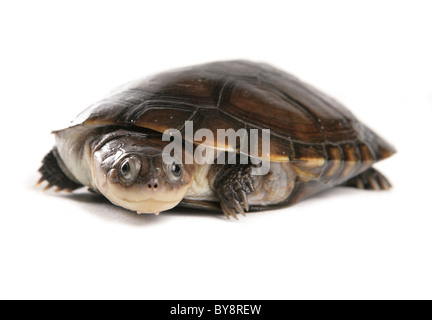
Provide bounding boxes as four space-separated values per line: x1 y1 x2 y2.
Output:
219 191 249 220
376 174 391 190
367 175 380 190
221 203 231 219
37 178 71 193
229 208 239 220
36 177 50 191
239 190 249 211
36 178 44 188
221 201 240 220
43 183 52 192
232 199 246 217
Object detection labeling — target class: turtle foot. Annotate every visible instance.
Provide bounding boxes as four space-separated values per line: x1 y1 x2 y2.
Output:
38 149 83 192
342 167 392 191
214 164 256 220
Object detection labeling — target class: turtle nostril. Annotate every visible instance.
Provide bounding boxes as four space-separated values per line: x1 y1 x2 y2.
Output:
147 180 158 190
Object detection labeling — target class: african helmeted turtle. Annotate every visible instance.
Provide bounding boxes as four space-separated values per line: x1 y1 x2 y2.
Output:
38 60 395 219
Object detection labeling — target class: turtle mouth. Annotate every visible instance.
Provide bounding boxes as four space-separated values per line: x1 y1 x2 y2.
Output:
106 188 185 214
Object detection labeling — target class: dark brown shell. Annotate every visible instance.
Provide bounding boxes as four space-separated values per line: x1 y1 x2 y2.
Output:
70 60 395 183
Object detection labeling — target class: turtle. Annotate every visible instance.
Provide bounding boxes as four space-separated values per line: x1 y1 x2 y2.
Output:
38 60 395 219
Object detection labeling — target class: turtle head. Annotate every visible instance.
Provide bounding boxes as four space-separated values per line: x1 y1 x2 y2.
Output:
92 132 195 214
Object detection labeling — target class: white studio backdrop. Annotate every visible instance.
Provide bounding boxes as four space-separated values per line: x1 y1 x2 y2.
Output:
0 0 431 299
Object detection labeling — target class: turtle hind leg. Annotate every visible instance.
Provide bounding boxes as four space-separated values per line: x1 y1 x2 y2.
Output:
37 149 83 192
342 167 392 191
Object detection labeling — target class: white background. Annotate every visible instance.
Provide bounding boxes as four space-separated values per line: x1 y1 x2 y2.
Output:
1 0 431 300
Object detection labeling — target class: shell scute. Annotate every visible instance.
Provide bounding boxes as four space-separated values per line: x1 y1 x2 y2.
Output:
68 60 394 180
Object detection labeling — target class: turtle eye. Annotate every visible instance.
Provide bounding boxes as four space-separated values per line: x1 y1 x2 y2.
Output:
171 163 182 177
120 161 130 176
165 162 182 181
118 156 141 184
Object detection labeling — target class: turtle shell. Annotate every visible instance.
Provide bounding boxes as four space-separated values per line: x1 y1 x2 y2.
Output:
68 60 395 182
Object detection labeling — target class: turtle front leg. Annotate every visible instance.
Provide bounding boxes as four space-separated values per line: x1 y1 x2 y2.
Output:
211 164 259 220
